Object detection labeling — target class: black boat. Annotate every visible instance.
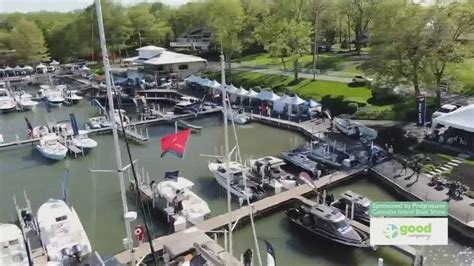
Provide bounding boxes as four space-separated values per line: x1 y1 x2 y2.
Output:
285 204 371 248
330 191 371 225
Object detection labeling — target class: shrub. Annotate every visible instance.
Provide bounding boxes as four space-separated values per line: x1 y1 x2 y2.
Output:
347 102 359 114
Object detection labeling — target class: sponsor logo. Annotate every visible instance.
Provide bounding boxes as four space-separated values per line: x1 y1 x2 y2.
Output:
371 218 447 245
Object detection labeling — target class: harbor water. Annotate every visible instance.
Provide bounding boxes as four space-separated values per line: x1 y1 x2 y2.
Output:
0 94 472 265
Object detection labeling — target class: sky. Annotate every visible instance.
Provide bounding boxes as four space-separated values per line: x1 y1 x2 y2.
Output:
0 0 192 13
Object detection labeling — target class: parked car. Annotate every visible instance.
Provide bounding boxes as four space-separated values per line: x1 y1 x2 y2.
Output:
432 104 462 119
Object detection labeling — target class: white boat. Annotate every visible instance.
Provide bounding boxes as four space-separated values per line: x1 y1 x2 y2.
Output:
174 96 200 114
0 223 29 265
334 117 360 137
250 156 297 192
30 125 50 138
0 98 17 112
64 90 83 104
71 130 97 151
114 109 130 127
16 94 38 110
37 199 92 262
208 161 265 203
36 134 68 160
88 116 111 129
228 109 250 124
307 141 356 168
152 177 211 232
38 87 65 106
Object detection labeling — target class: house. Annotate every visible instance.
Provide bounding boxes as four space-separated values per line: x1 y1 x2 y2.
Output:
169 27 215 52
124 45 207 80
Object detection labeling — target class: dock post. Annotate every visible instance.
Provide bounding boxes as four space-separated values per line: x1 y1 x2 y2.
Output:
224 230 228 251
351 202 355 220
345 204 349 217
378 258 383 266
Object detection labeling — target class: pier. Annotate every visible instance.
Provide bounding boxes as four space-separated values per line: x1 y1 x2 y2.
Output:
371 160 474 240
115 167 364 264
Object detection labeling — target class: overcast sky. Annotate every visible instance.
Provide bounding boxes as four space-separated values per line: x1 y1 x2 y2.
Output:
0 0 192 13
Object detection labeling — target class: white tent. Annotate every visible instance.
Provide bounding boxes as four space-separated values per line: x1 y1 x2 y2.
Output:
273 94 291 114
4 66 13 71
184 74 198 83
14 65 23 71
288 95 306 105
36 63 47 73
199 77 212 87
432 104 474 133
209 80 221 89
24 65 34 71
50 60 60 65
255 90 281 102
81 65 90 71
246 89 258 98
235 87 248 96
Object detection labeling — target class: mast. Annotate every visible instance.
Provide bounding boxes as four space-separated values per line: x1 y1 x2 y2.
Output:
220 52 233 259
94 0 134 263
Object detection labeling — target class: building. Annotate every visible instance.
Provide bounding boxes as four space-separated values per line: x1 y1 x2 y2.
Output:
169 27 215 52
410 0 464 6
124 46 207 80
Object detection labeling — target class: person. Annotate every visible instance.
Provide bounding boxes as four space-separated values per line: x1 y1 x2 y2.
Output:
243 249 253 266
264 164 272 181
388 145 394 157
173 190 184 215
401 159 408 176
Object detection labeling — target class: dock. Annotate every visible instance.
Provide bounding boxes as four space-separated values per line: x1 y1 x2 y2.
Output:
291 196 422 265
371 160 474 240
116 167 364 264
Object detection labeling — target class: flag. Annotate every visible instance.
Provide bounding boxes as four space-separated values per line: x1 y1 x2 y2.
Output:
264 240 276 266
62 169 70 204
160 129 191 158
25 118 33 137
164 170 179 181
69 113 80 136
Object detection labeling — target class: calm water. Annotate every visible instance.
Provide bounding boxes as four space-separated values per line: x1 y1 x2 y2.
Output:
0 93 472 265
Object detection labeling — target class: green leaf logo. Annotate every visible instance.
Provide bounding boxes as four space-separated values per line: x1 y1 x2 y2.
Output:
383 224 399 239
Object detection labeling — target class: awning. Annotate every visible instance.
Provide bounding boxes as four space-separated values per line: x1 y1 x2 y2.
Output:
432 104 474 133
288 95 306 105
255 90 281 101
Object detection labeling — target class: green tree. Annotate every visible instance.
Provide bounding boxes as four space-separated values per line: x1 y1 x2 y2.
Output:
128 3 155 47
10 18 49 63
207 0 245 81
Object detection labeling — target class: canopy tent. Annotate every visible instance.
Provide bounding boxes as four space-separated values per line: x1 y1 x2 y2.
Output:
24 65 34 71
288 95 306 105
36 63 47 73
14 65 23 71
255 90 281 102
305 99 321 108
4 66 13 71
50 60 60 65
273 94 291 114
246 89 258 98
198 77 212 87
432 104 474 133
81 65 90 71
235 87 248 96
184 74 198 83
209 79 221 89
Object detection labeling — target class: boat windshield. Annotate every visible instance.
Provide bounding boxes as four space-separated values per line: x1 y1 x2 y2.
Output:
334 220 350 233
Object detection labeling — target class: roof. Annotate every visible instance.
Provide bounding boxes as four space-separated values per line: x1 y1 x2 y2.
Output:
143 50 206 66
340 190 370 207
136 45 166 52
0 223 22 242
433 104 474 133
310 205 345 222
235 87 248 96
246 89 258 97
288 95 306 105
255 90 281 101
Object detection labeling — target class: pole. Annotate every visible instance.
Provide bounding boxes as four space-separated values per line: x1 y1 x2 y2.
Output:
220 52 233 259
94 0 134 264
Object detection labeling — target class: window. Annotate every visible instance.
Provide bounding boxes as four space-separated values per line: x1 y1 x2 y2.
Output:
55 215 68 222
178 64 188 70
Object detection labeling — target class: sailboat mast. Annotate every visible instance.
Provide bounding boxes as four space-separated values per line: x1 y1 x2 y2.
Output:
220 52 233 258
94 0 134 262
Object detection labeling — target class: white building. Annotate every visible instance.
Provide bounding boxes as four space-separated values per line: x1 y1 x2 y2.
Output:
410 0 464 6
170 27 214 52
124 45 207 80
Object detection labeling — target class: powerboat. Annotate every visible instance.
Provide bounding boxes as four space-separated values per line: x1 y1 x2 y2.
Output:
250 156 297 192
151 177 211 232
88 116 111 129
174 96 200 114
51 121 74 137
38 86 65 106
36 134 68 160
114 109 130 127
0 98 17 112
208 161 265 203
64 90 82 104
0 223 29 265
286 203 370 248
30 125 50 138
16 95 38 110
307 141 356 168
333 117 361 137
330 191 371 225
37 199 92 262
228 109 249 124
281 149 325 178
71 130 97 152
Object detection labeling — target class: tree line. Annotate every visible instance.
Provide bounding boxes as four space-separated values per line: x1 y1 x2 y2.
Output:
1 0 474 104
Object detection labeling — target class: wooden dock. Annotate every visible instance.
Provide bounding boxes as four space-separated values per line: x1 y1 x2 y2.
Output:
116 167 364 263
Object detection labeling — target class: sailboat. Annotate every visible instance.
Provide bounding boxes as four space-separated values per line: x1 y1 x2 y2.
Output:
0 223 29 265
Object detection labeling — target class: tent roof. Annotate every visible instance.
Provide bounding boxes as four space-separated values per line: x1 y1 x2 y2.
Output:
50 60 60 65
235 87 248 96
81 65 90 70
209 80 221 89
24 65 33 70
433 104 474 132
184 74 197 82
246 89 258 97
255 90 281 101
288 95 306 105
198 77 212 87
305 99 321 107
226 84 239 94
36 63 47 68
274 94 291 103
4 66 13 70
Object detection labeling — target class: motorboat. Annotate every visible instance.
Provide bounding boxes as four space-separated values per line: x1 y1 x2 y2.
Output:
250 156 297 192
208 161 265 203
285 203 370 248
333 117 361 137
37 199 92 262
175 119 202 133
71 130 97 152
30 125 50 138
64 90 82 104
36 134 68 160
88 116 111 129
114 109 130 127
151 177 211 232
281 149 325 178
307 141 356 168
330 191 371 225
174 96 200 114
228 109 250 124
38 86 65 106
16 95 38 110
0 97 17 112
0 223 29 265
51 121 74 137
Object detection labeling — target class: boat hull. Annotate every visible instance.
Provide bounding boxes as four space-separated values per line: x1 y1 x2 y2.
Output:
36 146 67 160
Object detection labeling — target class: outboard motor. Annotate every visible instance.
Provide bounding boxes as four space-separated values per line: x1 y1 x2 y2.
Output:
72 244 83 261
61 247 72 258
